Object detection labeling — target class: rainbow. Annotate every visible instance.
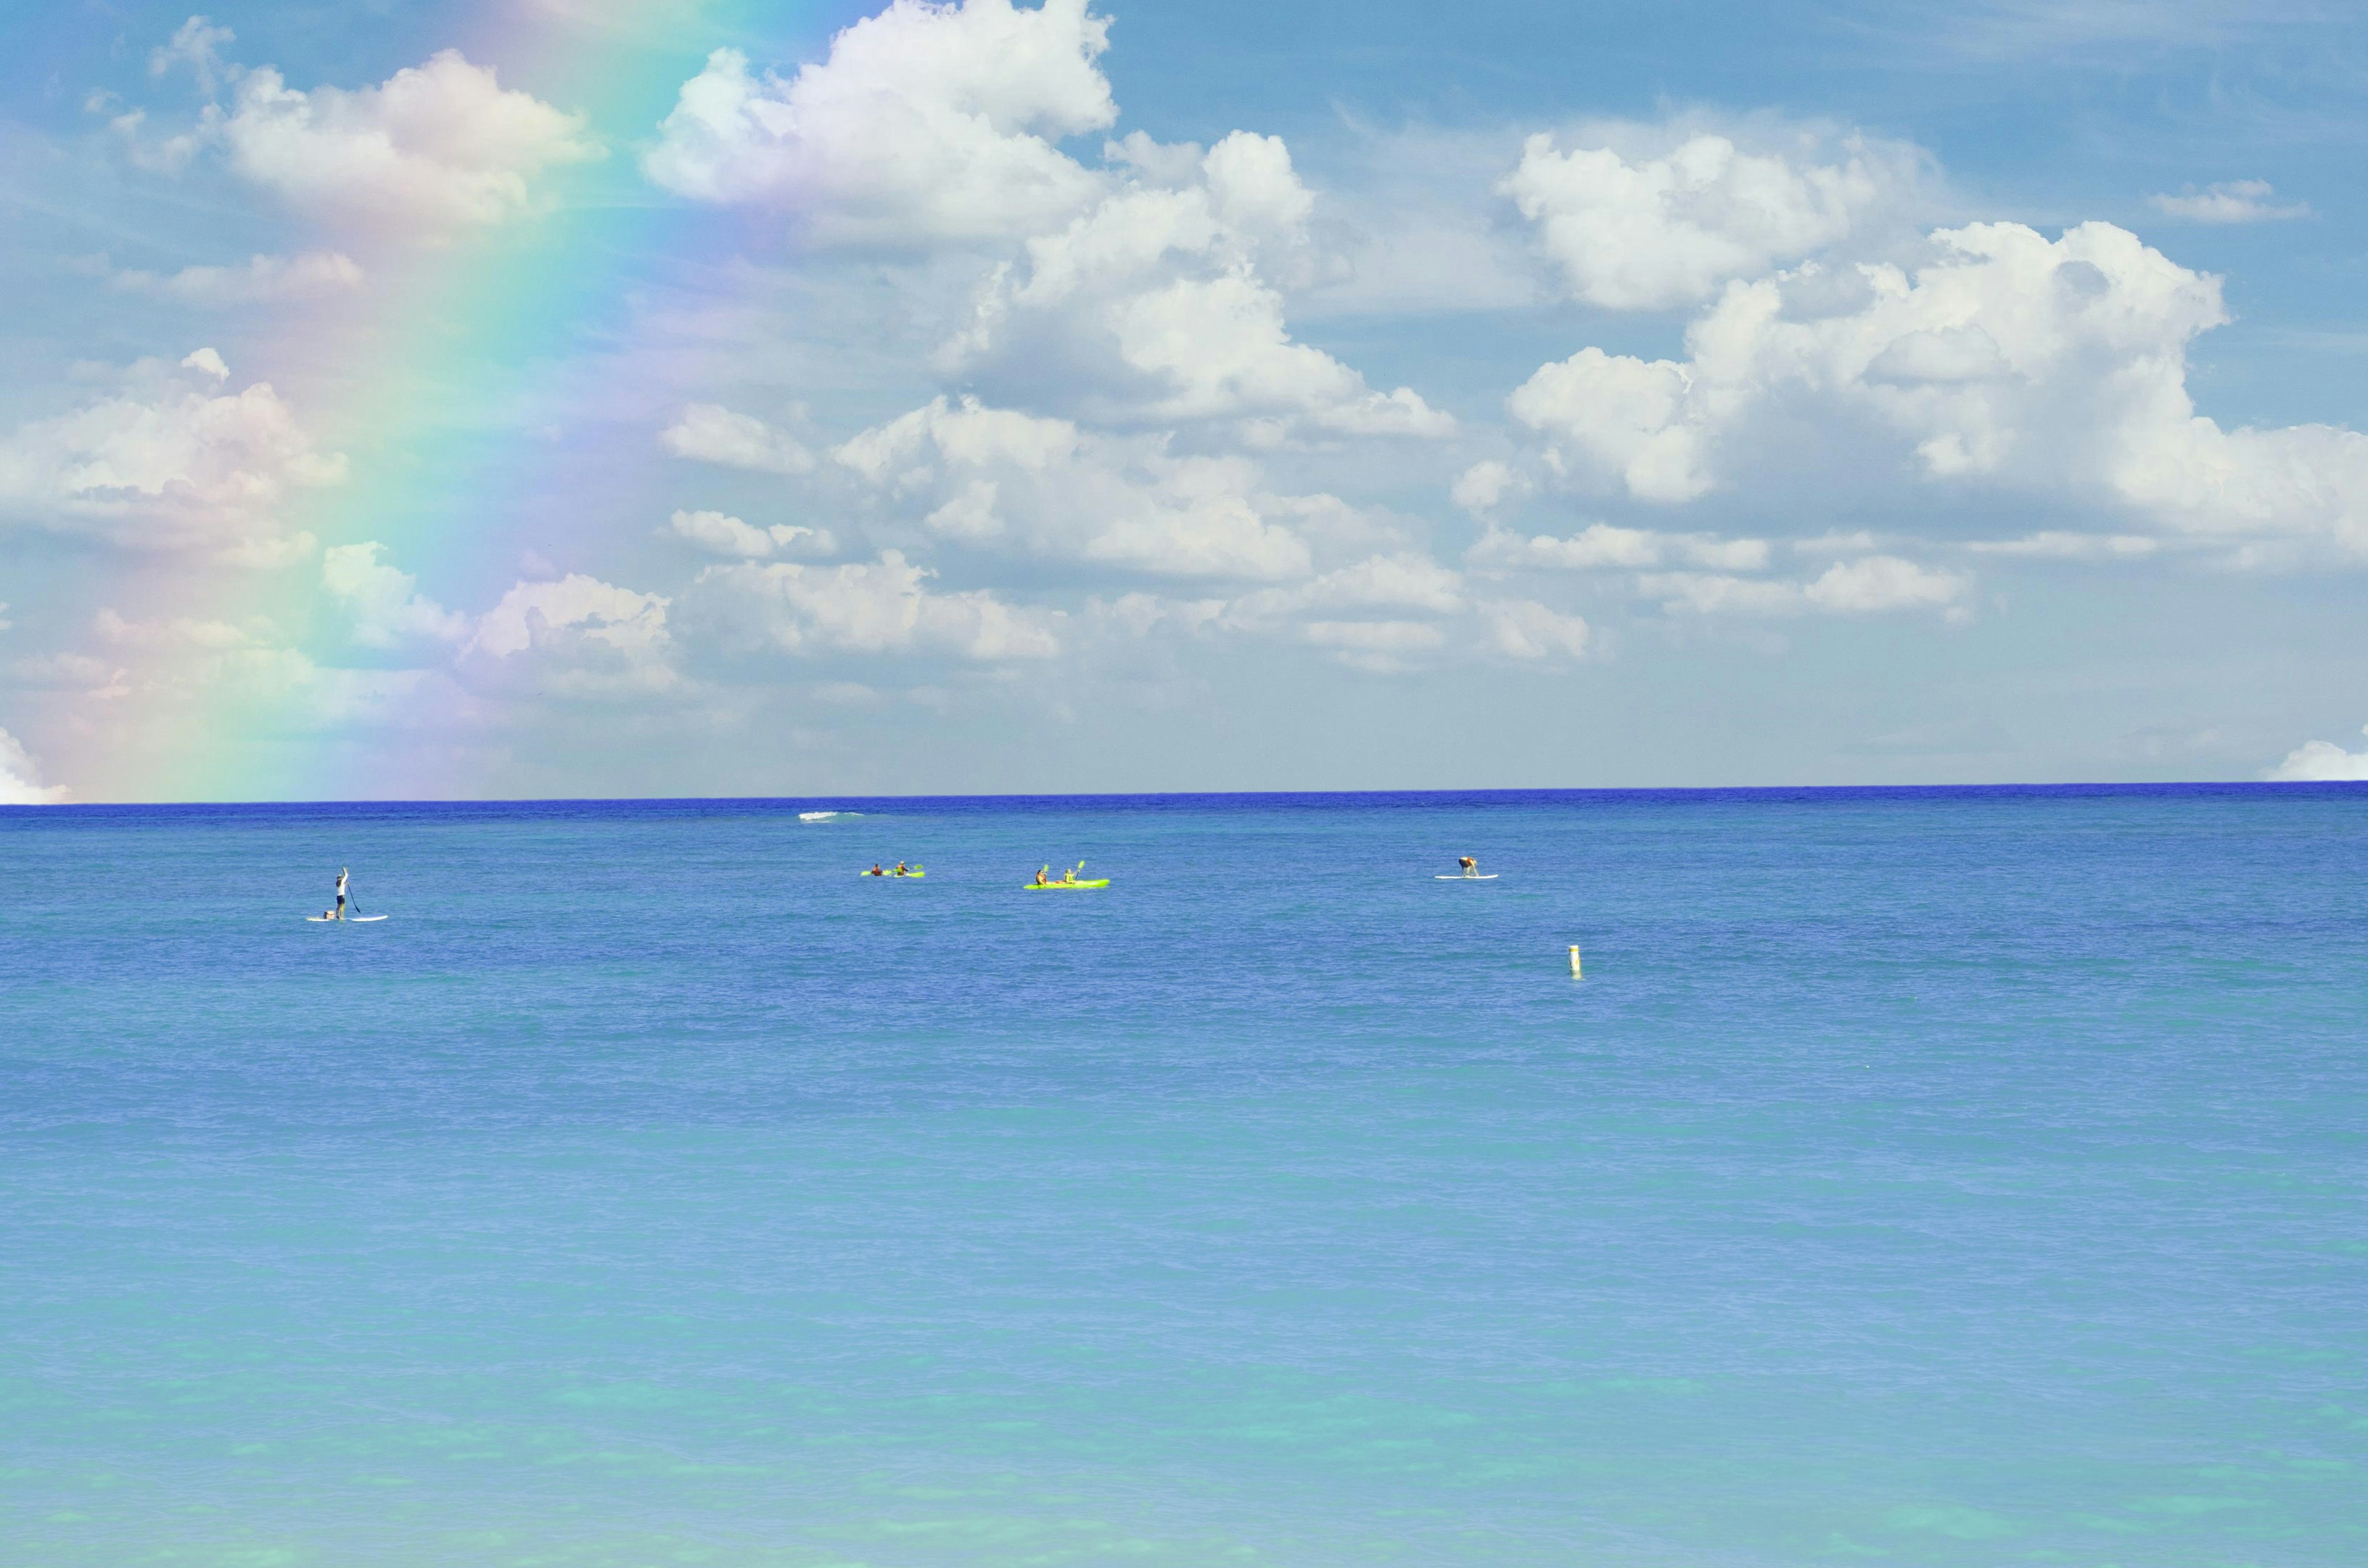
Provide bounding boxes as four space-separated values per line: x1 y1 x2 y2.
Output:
106 1 837 802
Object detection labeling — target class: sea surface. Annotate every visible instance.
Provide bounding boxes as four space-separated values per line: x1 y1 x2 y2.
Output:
2 786 2364 1567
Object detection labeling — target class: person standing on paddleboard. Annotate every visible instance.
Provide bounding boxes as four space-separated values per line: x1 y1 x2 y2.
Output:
335 866 351 920
1458 856 1478 878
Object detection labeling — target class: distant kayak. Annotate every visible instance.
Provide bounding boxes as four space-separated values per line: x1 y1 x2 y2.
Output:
858 869 925 878
1026 879 1109 890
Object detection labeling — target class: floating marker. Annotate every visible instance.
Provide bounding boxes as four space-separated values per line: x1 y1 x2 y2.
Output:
1568 943 1582 979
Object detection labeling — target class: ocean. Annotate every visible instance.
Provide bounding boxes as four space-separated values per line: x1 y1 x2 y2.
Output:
2 786 2362 1566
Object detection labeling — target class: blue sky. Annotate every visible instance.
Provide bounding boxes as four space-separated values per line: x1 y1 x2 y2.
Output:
2 0 2366 800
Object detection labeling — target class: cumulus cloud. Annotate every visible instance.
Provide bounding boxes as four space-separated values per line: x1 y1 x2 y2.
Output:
322 543 468 646
2265 725 2368 782
1138 553 1592 671
0 353 344 554
1301 617 1444 673
1468 522 1770 572
665 509 834 559
1503 125 1922 309
94 607 268 650
2149 180 2310 224
835 395 1320 580
152 16 234 92
144 27 599 232
1506 218 2368 554
469 573 671 662
1481 598 1593 660
644 0 1114 246
70 617 427 726
1638 556 1968 617
0 728 70 805
688 550 1059 660
1801 554 1967 611
1965 531 2160 559
1450 459 1525 515
942 132 1452 437
112 250 363 305
659 404 815 474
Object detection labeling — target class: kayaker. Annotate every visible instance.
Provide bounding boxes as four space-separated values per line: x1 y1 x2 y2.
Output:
868 863 884 876
1035 865 1050 885
894 861 911 876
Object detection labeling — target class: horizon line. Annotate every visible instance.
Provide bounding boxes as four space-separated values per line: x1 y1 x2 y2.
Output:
6 779 2362 813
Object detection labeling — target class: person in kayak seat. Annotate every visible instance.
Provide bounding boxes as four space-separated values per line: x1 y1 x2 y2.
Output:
868 863 885 876
894 861 911 876
1035 865 1050 885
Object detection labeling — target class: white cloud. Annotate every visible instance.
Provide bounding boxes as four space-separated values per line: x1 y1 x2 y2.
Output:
1467 522 1770 572
942 132 1452 437
1451 459 1524 514
1293 552 1466 614
0 354 344 554
152 16 234 93
0 728 70 805
1481 599 1592 660
1801 554 1967 612
644 0 1115 246
665 508 835 559
113 251 363 306
198 49 599 231
1503 125 1922 310
2149 180 2310 224
689 550 1059 660
1507 346 1710 502
1965 531 2160 558
322 542 468 646
2265 726 2368 782
1637 555 1967 617
41 608 425 728
1506 218 2368 555
95 607 267 649
1302 617 1445 673
835 395 1320 580
471 575 672 658
1637 572 1814 616
659 403 814 474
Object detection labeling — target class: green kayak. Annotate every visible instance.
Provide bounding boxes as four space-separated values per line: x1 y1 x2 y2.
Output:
1027 861 1105 889
858 868 925 878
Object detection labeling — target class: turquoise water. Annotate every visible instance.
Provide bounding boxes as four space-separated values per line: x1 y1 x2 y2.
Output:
2 787 2364 1567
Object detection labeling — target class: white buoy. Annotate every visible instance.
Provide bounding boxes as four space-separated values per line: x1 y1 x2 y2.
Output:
1568 943 1583 979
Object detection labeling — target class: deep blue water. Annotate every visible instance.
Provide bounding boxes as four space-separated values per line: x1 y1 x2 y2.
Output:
2 786 2364 1566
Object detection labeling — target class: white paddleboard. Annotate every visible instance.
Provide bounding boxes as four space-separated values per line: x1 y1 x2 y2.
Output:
306 914 388 922
1434 874 1499 880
